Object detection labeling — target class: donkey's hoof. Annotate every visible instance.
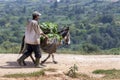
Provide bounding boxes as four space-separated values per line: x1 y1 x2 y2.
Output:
53 61 58 64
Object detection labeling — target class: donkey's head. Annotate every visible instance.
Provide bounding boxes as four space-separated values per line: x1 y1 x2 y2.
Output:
58 27 71 45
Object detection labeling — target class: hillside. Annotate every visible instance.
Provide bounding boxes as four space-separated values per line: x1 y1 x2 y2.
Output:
0 0 120 53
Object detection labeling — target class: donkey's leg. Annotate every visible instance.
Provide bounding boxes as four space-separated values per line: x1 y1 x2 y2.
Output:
41 54 51 64
52 53 58 64
30 54 35 64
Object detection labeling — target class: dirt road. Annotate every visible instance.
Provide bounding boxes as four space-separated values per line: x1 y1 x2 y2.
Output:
0 54 120 79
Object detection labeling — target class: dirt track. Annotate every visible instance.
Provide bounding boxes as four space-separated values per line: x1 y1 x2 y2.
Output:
0 54 120 79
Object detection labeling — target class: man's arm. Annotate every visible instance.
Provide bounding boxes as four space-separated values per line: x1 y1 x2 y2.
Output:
33 22 48 39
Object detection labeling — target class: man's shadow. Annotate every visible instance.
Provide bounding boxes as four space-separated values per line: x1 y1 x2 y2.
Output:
0 61 35 69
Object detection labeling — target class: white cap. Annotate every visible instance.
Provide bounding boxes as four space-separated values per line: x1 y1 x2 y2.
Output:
32 11 41 16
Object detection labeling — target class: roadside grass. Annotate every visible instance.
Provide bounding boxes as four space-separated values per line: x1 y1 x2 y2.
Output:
3 68 57 78
1 48 120 55
3 67 98 80
3 69 45 78
93 69 120 79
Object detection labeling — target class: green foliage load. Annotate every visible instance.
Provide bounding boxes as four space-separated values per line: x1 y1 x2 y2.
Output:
40 22 62 41
40 22 58 34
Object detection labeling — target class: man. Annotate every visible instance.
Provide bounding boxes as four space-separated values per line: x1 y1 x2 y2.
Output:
17 11 48 68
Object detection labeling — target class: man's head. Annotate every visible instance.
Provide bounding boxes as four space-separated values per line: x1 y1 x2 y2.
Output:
32 11 41 20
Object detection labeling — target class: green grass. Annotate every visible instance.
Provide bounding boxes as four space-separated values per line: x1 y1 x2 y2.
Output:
0 46 120 55
3 70 45 78
3 68 57 78
93 69 120 79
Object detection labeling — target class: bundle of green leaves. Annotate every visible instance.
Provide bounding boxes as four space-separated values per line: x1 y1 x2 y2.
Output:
40 22 58 34
40 22 62 41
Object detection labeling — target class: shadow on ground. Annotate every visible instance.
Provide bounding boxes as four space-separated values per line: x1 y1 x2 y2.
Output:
0 61 36 69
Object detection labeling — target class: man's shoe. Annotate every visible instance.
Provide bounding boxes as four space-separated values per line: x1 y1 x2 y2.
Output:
35 64 44 68
35 58 44 68
17 54 28 66
17 59 23 66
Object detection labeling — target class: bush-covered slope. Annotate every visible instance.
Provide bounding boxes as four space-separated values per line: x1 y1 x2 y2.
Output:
0 0 120 52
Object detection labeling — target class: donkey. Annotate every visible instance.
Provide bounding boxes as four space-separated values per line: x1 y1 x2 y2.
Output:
19 27 70 65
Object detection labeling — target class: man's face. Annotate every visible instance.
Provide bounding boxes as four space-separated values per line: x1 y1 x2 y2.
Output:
36 15 40 20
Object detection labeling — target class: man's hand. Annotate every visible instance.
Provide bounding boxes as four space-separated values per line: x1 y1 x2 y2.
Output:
44 35 48 40
41 33 48 38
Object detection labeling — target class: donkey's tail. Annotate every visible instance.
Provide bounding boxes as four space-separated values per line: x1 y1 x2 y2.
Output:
19 35 25 54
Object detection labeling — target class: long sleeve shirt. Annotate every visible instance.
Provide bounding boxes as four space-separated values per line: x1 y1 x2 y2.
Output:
25 20 43 44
